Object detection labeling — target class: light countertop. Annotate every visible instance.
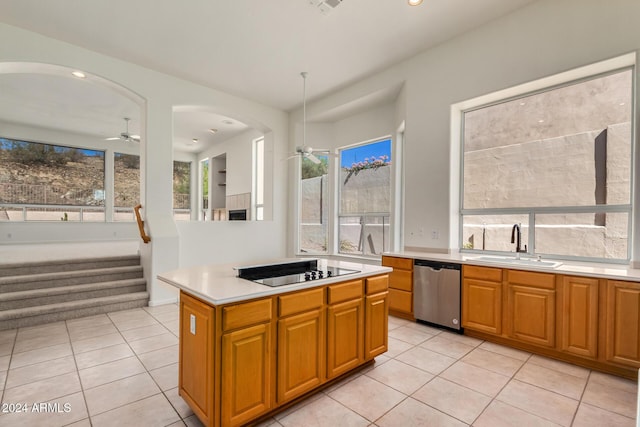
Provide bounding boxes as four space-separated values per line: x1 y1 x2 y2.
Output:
158 258 392 306
384 251 640 282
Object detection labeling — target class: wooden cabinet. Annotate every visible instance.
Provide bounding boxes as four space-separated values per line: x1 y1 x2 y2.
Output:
365 275 389 360
326 280 364 379
276 289 325 403
382 256 414 319
220 298 273 427
462 265 502 335
604 280 640 368
179 292 215 426
505 269 556 348
558 275 599 359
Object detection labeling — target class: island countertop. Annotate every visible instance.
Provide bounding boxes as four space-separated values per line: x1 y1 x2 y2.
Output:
158 258 392 306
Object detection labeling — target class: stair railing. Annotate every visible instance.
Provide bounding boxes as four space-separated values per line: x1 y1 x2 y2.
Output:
134 204 151 243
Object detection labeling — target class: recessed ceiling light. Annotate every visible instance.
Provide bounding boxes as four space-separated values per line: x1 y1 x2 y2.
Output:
192 138 198 143
538 119 545 123
71 71 86 79
519 102 526 106
222 120 234 125
408 0 423 5
619 102 626 106
209 128 218 134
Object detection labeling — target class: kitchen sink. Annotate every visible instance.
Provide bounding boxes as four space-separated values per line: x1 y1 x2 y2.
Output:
467 255 562 269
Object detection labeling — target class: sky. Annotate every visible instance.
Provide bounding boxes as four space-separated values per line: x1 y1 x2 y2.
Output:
340 138 391 168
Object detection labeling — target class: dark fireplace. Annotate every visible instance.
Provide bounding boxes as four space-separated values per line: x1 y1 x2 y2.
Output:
228 209 247 221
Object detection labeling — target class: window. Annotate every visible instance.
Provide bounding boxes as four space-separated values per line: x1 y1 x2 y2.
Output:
173 160 191 220
253 137 264 220
461 68 633 262
338 138 392 256
0 138 105 221
113 152 140 221
199 158 209 220
299 154 328 253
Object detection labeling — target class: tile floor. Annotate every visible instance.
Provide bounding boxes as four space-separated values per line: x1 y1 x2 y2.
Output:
0 307 637 427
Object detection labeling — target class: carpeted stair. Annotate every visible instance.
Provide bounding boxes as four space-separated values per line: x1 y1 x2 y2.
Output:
0 255 148 330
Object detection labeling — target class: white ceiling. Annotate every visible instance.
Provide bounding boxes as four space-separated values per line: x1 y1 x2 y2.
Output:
0 0 538 152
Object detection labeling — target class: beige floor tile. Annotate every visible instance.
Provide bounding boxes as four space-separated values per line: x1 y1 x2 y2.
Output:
364 359 433 395
582 374 637 418
387 316 412 330
66 314 112 329
138 344 179 371
16 321 67 340
274 393 325 420
2 371 81 404
12 332 70 354
388 325 435 345
128 332 178 355
412 377 491 424
78 356 145 389
184 414 206 427
384 336 413 358
71 332 125 354
527 354 590 379
120 324 169 342
152 310 179 323
0 329 17 342
461 347 525 377
419 334 475 358
10 342 72 369
572 402 636 427
403 321 444 336
90 393 180 427
0 341 14 357
167 421 187 427
65 419 92 427
515 361 587 400
107 308 150 322
5 355 76 389
68 324 119 342
496 379 579 426
395 346 456 375
149 362 178 391
143 304 178 316
474 400 559 427
278 394 369 427
478 340 531 361
84 372 160 416
163 320 180 336
111 316 160 332
74 343 134 370
327 375 405 421
0 355 9 372
440 331 483 347
588 370 637 394
165 387 194 418
376 397 466 427
440 361 510 397
0 391 88 427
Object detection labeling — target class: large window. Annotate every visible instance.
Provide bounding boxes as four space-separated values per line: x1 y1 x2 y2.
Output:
338 138 392 256
173 160 191 220
0 138 105 221
113 152 140 221
299 154 328 253
461 68 633 262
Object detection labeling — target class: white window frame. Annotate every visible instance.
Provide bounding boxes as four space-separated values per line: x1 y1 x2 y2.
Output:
252 136 265 221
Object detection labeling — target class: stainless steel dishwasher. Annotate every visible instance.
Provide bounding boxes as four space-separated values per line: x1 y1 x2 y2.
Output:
413 259 462 331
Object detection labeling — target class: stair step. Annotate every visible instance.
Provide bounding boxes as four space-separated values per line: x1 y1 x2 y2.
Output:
0 278 147 310
0 265 143 292
0 292 150 330
0 255 141 277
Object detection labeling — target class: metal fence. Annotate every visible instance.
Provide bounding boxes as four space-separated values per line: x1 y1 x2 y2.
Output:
0 183 104 206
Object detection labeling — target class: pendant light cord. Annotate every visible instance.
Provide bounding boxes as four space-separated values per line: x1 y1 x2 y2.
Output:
301 72 307 148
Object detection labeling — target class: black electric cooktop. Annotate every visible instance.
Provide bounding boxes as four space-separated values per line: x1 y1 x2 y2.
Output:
236 259 360 287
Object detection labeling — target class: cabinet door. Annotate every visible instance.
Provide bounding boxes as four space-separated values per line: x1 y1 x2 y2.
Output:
507 284 555 347
277 308 324 403
605 280 640 368
559 276 598 358
365 291 388 360
388 288 412 315
221 323 272 427
327 298 364 378
462 278 502 335
179 292 214 425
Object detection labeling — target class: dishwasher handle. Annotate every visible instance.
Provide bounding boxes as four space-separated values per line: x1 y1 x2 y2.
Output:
414 259 461 271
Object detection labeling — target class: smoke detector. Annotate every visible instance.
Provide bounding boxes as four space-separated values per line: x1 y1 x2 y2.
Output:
309 0 343 14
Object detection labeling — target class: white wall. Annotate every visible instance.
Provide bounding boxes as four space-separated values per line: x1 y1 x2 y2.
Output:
0 23 289 304
289 0 640 264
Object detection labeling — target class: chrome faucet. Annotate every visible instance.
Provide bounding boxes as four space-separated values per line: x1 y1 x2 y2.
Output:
511 223 527 258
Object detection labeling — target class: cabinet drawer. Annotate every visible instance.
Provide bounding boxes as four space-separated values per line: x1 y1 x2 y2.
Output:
463 265 502 282
507 269 555 289
389 270 412 291
382 256 413 271
389 288 412 314
328 280 363 304
366 275 389 295
222 298 272 331
279 288 324 317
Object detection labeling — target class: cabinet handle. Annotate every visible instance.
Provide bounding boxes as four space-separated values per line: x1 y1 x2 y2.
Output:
190 314 196 335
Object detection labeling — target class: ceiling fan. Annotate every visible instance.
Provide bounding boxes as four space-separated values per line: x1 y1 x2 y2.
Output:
287 72 332 164
105 117 140 142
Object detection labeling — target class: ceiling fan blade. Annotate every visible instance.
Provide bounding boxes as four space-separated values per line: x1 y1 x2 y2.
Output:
307 153 321 164
105 137 120 141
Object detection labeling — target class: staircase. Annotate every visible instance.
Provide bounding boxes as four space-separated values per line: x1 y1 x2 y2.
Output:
0 255 149 330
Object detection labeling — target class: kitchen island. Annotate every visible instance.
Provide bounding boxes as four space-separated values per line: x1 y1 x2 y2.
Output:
158 258 392 427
